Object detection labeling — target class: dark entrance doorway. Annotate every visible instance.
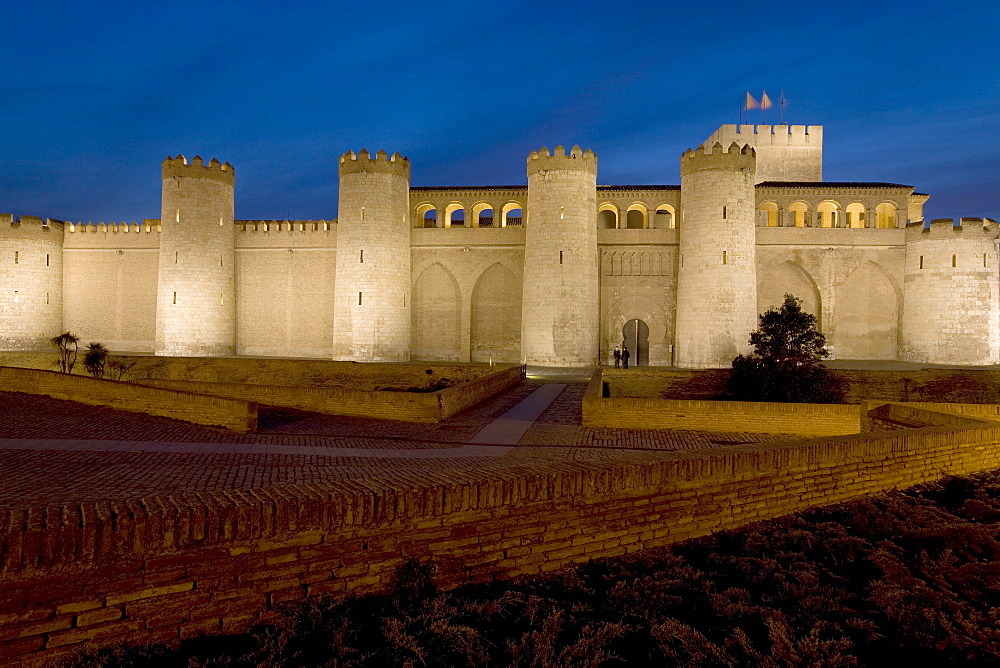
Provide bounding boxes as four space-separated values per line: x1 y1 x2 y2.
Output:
622 319 649 366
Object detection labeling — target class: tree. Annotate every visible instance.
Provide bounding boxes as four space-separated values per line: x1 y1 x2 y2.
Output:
51 332 79 374
726 294 846 403
83 342 109 378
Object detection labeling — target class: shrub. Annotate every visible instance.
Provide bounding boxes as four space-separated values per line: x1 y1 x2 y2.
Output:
82 342 109 378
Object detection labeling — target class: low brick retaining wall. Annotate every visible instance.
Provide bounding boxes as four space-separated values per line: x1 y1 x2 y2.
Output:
603 367 1000 404
862 400 1000 430
3 404 1000 664
134 364 525 423
584 370 861 435
0 366 257 432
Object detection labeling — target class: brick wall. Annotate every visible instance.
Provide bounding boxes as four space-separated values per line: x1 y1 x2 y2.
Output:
135 364 525 423
585 371 860 435
125 356 497 391
3 404 1000 664
0 366 257 432
605 367 1000 404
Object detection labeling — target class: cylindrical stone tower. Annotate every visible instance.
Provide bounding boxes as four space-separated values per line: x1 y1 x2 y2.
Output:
332 149 411 361
155 155 236 356
0 215 65 350
675 142 758 368
521 145 599 367
901 218 1000 365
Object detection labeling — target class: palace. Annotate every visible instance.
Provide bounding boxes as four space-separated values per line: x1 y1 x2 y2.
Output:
1 124 996 368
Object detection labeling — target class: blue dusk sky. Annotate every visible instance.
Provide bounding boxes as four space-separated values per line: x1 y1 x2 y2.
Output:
1 0 997 222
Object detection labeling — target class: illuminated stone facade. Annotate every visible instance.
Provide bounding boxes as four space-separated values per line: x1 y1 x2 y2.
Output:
1 124 996 367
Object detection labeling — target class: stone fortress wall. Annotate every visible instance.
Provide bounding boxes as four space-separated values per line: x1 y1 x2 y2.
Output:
1 123 997 367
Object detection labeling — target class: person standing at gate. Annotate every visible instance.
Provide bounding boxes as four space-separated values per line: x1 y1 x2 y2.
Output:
613 346 621 368
622 346 630 369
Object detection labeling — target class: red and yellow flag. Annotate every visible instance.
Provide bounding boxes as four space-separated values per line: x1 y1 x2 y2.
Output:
761 91 773 110
745 92 759 110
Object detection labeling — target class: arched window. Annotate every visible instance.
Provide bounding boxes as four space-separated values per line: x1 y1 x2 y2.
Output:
598 203 618 229
625 204 647 229
875 202 898 229
445 203 465 228
817 201 840 228
846 202 866 228
653 205 675 229
472 202 494 227
501 203 523 227
788 202 809 227
758 202 780 227
416 204 437 228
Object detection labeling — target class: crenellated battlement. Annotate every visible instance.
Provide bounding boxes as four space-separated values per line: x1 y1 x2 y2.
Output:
161 154 235 185
0 214 66 240
67 220 160 234
237 219 335 233
338 149 410 179
707 124 823 147
680 141 756 175
905 217 999 240
526 145 597 176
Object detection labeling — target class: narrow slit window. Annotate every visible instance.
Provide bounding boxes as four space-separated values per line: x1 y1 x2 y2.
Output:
220 254 223 266
45 292 49 304
560 206 565 220
174 251 178 264
220 293 224 305
361 207 366 221
175 209 180 223
722 206 727 219
172 291 177 304
14 251 18 264
559 251 563 264
722 250 727 265
985 253 988 268
360 249 364 263
681 254 684 268
13 291 18 303
219 215 224 227
359 292 362 305
919 255 924 269
46 254 49 266
952 254 957 267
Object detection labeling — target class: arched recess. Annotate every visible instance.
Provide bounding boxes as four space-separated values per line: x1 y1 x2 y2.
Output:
653 204 675 229
846 202 866 228
472 202 494 227
445 203 465 227
757 260 822 329
411 263 461 360
788 201 809 227
875 202 898 228
603 295 669 366
758 201 780 227
598 203 618 229
833 261 899 360
415 203 437 228
625 204 647 229
470 263 521 362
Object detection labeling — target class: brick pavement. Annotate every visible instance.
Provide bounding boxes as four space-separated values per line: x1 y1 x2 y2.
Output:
0 381 799 511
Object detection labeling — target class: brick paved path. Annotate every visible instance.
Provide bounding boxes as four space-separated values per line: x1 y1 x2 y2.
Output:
0 382 794 509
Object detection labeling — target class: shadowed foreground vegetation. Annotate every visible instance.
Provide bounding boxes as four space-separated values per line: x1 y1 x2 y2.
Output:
74 470 1000 666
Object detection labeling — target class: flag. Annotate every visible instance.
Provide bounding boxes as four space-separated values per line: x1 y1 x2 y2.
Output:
761 91 773 110
745 92 759 110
